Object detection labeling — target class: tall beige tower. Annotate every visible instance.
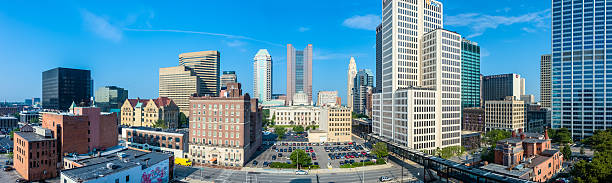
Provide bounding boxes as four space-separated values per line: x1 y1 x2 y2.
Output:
159 65 200 116
347 57 357 109
179 50 221 96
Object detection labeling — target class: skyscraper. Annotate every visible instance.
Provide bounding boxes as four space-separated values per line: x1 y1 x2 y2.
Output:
461 39 481 108
159 65 200 116
253 49 273 102
551 0 610 139
347 57 357 109
372 0 461 152
353 69 373 115
220 71 237 90
375 23 383 93
482 74 524 101
179 50 221 96
540 54 552 108
42 67 92 110
286 44 313 105
94 86 128 112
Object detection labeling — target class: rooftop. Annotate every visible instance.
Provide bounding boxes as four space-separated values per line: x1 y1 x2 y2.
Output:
123 126 188 135
15 132 54 142
62 149 172 182
482 163 532 178
0 116 17 120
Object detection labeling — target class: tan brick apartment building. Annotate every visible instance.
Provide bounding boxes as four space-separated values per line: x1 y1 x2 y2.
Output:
120 97 179 128
188 83 262 167
122 127 188 158
320 107 352 142
13 126 58 181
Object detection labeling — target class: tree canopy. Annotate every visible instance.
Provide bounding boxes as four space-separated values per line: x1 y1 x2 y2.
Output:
29 117 39 124
274 126 287 140
483 129 510 148
562 145 572 160
570 129 612 183
293 125 305 133
179 112 188 127
372 142 389 158
153 119 168 129
290 149 311 169
548 128 573 144
435 146 466 159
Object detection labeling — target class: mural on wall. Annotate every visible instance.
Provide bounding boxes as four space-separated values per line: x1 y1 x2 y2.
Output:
141 163 169 183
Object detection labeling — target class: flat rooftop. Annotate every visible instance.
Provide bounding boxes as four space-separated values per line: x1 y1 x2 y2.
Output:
62 149 172 182
482 163 532 178
14 132 54 142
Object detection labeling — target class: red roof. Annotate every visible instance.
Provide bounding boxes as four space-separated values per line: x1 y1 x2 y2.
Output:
127 97 174 108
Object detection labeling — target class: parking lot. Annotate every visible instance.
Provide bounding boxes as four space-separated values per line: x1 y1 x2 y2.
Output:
249 137 374 169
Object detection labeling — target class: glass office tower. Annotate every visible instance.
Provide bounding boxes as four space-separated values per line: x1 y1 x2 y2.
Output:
42 67 92 110
551 0 611 139
461 39 481 108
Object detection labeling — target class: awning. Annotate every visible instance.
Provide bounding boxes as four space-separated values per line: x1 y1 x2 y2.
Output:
209 158 217 162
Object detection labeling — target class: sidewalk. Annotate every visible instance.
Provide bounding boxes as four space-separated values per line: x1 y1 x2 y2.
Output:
240 162 394 174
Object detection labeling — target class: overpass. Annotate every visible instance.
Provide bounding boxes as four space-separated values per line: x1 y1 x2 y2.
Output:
365 134 533 183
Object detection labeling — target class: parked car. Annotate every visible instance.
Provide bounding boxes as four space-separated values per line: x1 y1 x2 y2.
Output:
15 178 27 183
380 176 393 182
3 166 13 171
252 161 258 166
295 170 308 175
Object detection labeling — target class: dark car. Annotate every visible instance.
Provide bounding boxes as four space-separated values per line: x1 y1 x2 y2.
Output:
3 166 14 171
252 161 258 166
5 160 12 165
15 178 27 183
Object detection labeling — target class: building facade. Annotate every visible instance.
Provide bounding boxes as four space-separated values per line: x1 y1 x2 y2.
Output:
353 69 374 116
41 106 118 155
179 50 221 96
188 83 262 167
375 23 382 93
540 54 552 108
122 127 188 158
42 67 92 110
347 57 357 110
462 107 485 132
320 107 352 142
94 86 128 112
159 65 200 116
253 49 273 102
286 44 313 106
484 97 526 132
461 39 481 108
373 0 462 153
220 71 237 90
482 74 524 101
269 106 322 126
0 116 18 133
551 0 611 139
13 126 58 181
526 105 551 134
120 97 179 128
317 91 339 107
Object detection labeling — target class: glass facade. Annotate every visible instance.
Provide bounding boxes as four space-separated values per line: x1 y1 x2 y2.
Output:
295 51 304 92
461 39 481 108
42 67 92 110
551 0 611 139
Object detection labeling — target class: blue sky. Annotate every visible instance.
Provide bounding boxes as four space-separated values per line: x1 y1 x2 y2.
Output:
0 0 551 103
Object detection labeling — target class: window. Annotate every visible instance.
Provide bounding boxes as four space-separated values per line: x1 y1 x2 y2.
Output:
126 175 130 182
115 179 119 183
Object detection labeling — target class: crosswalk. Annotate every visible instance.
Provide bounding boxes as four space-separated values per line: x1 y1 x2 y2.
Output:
215 169 234 183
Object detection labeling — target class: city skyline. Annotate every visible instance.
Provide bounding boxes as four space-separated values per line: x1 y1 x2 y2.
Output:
0 0 550 104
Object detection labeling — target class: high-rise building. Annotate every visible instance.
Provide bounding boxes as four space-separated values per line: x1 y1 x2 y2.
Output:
42 67 92 110
484 97 525 132
482 74 524 101
375 23 382 93
179 50 221 96
159 65 200 116
188 82 262 167
253 49 273 102
317 91 339 106
94 86 128 112
540 54 552 108
551 0 611 139
373 0 462 153
286 44 313 106
347 57 357 109
220 71 237 90
461 39 481 108
352 69 373 116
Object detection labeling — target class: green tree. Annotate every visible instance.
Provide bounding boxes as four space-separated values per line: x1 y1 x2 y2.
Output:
11 113 19 119
179 112 188 128
290 149 311 169
9 128 19 140
435 146 466 159
293 125 305 133
153 119 168 129
583 129 612 152
372 142 389 158
580 147 585 155
548 128 573 144
275 126 287 140
483 129 510 148
562 145 572 160
29 117 40 124
570 129 612 182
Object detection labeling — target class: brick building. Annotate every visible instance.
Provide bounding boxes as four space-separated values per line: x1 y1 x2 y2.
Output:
320 107 352 142
13 126 58 181
188 82 262 167
462 107 485 132
122 127 189 158
120 97 179 128
41 105 118 155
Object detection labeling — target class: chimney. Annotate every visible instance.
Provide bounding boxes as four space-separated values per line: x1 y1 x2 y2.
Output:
512 130 517 138
520 133 526 140
544 127 549 140
518 128 523 134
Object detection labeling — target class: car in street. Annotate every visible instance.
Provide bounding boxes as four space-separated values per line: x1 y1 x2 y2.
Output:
252 160 258 166
295 170 308 175
3 165 14 171
15 178 28 183
380 176 393 182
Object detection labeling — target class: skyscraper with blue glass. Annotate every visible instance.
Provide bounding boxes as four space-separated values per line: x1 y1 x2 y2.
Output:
551 0 611 139
461 39 481 108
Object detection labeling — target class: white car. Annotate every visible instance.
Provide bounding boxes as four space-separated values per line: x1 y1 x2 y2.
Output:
379 176 393 182
295 170 308 175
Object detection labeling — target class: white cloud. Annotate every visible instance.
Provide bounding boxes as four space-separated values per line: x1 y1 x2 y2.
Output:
224 40 245 47
298 27 310 32
342 14 381 31
80 10 122 42
446 9 550 38
124 28 284 47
